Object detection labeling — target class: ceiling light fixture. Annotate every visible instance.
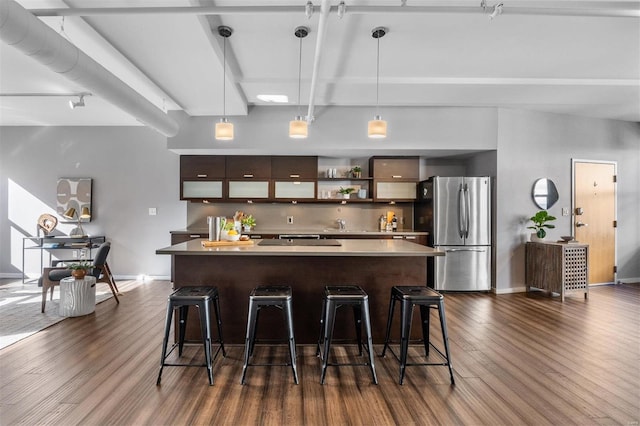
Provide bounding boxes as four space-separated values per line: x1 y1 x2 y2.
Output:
257 94 289 103
289 26 310 139
489 3 503 20
69 94 86 109
368 27 387 139
305 1 314 19
215 25 234 141
337 1 346 19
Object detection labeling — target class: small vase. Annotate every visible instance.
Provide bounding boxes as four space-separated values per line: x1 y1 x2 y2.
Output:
530 233 544 243
242 224 252 232
342 194 350 199
72 269 87 279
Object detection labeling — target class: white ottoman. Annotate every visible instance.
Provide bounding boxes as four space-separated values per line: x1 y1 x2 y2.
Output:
59 276 97 317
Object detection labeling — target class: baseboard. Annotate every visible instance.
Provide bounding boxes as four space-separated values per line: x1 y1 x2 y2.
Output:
495 286 528 294
113 275 171 281
616 277 640 284
0 273 23 279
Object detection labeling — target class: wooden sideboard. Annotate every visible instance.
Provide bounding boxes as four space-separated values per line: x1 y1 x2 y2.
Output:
525 241 589 301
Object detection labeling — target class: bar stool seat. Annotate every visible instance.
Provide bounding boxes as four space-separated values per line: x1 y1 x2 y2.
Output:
381 286 455 385
156 286 226 386
241 285 298 385
317 285 378 385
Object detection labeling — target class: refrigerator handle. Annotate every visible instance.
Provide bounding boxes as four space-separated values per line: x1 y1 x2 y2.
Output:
458 184 465 238
464 184 471 238
445 248 487 253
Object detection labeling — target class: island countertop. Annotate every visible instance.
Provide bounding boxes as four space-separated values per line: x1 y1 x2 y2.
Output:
156 238 443 257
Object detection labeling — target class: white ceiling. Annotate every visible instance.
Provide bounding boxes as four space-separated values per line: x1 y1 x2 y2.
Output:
1 0 639 132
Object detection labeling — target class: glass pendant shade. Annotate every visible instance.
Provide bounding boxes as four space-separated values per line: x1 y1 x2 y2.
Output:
368 115 387 139
289 116 308 139
215 118 234 140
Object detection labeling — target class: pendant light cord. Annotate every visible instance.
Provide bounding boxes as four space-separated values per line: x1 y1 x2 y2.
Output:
375 35 380 116
297 35 303 116
222 36 227 118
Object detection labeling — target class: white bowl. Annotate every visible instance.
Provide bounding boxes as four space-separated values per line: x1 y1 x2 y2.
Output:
224 234 240 241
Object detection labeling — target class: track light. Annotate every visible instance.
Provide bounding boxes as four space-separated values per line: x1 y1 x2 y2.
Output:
305 1 314 19
337 1 346 19
489 3 503 20
69 94 86 109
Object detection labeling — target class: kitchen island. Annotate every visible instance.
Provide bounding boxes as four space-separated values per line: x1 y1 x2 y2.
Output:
156 239 443 344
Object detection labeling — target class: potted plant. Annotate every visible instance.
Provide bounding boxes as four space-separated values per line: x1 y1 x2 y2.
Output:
241 214 256 232
527 210 557 242
338 187 355 199
67 260 92 279
350 166 362 178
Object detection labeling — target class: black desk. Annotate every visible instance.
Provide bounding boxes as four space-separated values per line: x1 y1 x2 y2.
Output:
22 235 106 283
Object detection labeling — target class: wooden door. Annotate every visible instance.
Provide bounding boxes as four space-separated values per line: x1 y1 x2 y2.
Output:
573 161 616 284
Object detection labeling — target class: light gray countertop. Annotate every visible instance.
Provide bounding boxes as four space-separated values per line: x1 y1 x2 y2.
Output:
157 238 443 257
170 228 428 236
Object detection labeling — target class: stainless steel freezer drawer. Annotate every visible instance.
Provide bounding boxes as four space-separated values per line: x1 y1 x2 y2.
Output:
434 246 491 291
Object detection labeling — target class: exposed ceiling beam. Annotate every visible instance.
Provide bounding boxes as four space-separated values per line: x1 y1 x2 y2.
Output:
26 3 640 19
0 0 179 137
306 0 330 123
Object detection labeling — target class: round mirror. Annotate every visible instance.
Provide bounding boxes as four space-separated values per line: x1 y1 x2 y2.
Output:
532 178 559 209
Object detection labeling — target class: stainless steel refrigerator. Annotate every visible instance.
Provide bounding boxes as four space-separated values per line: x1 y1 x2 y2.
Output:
415 176 492 291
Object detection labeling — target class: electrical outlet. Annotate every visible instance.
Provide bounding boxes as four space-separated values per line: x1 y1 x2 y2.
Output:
72 251 78 258
562 207 570 216
287 216 294 224
149 207 157 216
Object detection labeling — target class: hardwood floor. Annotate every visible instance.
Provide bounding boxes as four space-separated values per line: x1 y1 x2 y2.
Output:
0 280 638 425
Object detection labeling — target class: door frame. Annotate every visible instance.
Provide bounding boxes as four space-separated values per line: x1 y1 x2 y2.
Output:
571 158 617 284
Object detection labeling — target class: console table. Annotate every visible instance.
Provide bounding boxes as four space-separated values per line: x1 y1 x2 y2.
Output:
525 241 589 301
22 235 106 283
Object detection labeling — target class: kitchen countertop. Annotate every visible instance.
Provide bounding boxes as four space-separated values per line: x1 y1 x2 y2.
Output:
157 238 442 257
170 228 428 236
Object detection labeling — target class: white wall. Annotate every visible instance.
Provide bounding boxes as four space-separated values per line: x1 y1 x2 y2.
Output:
0 126 184 279
494 109 640 292
1 106 638 288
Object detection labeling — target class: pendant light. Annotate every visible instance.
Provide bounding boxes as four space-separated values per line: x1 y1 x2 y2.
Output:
216 26 234 141
289 26 309 139
368 27 387 139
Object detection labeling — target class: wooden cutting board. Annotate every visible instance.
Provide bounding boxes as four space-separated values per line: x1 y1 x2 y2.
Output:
201 240 255 247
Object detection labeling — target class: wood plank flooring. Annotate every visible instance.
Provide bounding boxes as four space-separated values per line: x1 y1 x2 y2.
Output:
0 280 638 425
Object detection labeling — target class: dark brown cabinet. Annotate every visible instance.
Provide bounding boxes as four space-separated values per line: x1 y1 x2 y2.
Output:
271 156 317 179
180 155 226 179
226 156 271 179
370 156 419 202
370 156 419 180
180 156 225 200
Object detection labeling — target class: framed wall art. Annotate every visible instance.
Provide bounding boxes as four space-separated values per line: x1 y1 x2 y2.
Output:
56 178 92 222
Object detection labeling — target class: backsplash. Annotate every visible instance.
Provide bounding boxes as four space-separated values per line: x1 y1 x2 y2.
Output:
186 202 414 232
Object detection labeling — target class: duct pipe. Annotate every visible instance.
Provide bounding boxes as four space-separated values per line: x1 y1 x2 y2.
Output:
0 0 179 137
306 0 330 123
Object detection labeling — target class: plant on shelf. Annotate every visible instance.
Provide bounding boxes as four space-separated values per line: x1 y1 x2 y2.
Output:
350 166 362 178
527 210 557 241
338 187 355 199
67 260 92 279
240 214 256 230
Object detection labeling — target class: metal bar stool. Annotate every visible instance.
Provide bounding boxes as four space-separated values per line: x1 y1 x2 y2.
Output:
381 286 455 385
157 286 226 386
317 285 378 385
241 285 298 385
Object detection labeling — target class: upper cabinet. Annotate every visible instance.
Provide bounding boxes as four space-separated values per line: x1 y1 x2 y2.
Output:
271 156 317 179
180 156 225 200
370 156 419 180
226 156 271 179
181 155 226 179
179 155 419 203
370 156 419 201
